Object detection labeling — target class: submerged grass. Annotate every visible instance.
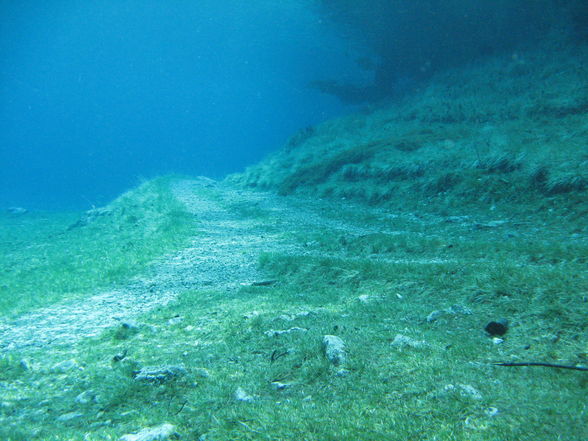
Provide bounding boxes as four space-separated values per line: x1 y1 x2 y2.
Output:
1 197 586 440
230 38 588 216
0 176 195 317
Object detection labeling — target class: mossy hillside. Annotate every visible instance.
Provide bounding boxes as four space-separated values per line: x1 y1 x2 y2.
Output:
0 176 195 317
231 37 588 213
2 211 586 441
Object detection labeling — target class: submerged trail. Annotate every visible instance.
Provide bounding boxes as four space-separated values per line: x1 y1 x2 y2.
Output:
0 178 423 351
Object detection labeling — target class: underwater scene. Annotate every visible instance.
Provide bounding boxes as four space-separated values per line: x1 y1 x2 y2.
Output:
1 1 587 440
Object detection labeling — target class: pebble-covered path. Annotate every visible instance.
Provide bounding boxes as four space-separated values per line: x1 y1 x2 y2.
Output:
0 178 404 351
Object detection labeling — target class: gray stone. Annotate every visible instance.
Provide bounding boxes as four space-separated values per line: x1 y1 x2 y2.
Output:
335 368 350 377
391 334 427 349
426 310 444 323
277 311 311 321
192 368 210 378
52 359 82 372
120 423 178 441
485 407 500 417
133 365 187 383
427 304 472 322
167 316 183 326
56 412 83 422
322 335 346 365
446 304 472 315
358 294 381 304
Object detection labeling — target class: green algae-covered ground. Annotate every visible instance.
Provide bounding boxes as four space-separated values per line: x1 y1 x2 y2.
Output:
0 177 195 318
1 174 586 440
231 37 588 216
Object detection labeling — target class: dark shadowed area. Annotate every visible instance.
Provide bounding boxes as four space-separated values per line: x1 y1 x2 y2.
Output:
312 0 587 102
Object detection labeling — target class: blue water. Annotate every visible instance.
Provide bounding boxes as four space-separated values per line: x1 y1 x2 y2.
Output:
1 0 583 209
0 0 364 209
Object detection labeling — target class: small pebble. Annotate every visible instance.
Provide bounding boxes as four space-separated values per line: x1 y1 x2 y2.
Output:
235 387 254 403
56 412 83 422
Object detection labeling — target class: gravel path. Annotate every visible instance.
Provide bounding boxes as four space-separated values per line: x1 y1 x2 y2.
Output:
0 178 386 351
2 177 492 352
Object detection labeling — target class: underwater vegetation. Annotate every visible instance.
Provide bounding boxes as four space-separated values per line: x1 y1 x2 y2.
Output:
1 16 587 441
233 36 588 219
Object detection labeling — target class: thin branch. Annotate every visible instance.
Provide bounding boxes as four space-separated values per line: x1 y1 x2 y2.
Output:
494 362 588 371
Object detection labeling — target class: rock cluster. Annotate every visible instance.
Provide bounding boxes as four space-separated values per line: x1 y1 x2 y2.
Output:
120 423 178 441
133 365 187 383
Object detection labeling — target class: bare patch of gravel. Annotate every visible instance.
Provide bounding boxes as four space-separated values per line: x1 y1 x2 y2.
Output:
0 178 348 350
0 177 465 351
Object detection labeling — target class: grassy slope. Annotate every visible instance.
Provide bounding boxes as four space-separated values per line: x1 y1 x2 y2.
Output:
0 176 195 317
230 36 588 218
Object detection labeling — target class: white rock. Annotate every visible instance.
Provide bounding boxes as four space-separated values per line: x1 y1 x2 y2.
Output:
120 423 178 441
322 335 346 365
235 387 254 403
358 294 371 304
271 381 289 390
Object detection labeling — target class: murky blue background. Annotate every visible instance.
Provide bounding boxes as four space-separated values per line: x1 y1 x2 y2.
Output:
1 0 363 208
